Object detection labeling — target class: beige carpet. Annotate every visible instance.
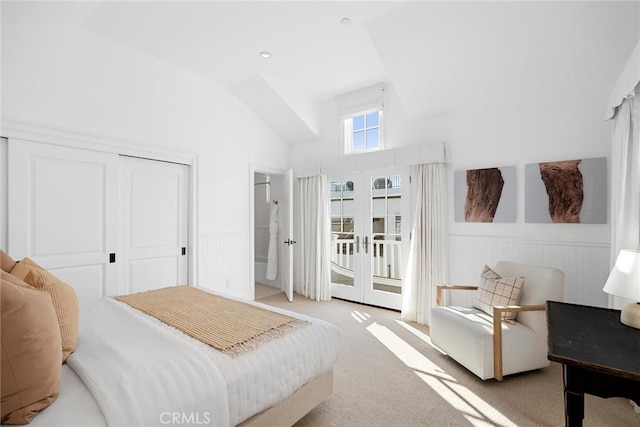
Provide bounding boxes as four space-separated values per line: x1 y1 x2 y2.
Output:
255 283 284 300
257 292 638 427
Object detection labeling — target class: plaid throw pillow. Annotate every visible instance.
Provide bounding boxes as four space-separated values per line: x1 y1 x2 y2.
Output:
473 265 524 322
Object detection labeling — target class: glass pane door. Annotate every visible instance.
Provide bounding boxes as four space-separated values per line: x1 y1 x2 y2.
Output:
363 170 409 310
330 175 362 302
329 168 409 310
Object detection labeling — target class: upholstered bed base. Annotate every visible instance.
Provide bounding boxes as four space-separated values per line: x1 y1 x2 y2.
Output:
240 369 333 427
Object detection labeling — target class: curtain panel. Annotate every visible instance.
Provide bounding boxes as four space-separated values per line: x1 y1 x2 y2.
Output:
610 91 640 308
401 163 449 325
294 175 332 301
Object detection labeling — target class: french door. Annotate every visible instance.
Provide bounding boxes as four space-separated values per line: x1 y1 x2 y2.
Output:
329 168 409 310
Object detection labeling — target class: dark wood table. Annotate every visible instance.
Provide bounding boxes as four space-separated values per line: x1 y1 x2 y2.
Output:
546 301 640 427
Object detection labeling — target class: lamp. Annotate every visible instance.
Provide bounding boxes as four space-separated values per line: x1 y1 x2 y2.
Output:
603 249 640 329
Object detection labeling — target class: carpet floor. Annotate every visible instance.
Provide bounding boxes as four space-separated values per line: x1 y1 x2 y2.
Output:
257 292 638 427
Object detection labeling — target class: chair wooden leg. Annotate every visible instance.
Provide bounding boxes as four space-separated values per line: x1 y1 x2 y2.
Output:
493 307 503 381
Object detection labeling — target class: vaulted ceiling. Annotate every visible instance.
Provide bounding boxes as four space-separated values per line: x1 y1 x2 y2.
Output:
3 1 639 144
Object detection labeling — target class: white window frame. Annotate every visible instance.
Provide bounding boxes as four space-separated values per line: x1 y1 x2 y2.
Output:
343 110 384 155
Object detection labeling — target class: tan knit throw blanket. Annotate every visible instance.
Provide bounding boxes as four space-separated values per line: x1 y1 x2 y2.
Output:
114 286 308 357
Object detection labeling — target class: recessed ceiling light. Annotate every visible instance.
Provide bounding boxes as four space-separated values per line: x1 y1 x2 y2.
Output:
340 17 351 25
259 51 271 59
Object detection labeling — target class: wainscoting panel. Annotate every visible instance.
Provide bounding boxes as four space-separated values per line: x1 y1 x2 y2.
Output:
198 232 251 299
448 235 611 308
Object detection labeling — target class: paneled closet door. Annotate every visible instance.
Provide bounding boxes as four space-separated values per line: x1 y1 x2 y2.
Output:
8 140 120 299
119 156 189 294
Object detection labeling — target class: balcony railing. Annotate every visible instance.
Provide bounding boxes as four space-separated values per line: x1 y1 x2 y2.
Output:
330 235 402 280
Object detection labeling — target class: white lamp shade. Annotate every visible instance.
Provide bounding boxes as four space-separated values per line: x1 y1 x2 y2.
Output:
603 249 640 301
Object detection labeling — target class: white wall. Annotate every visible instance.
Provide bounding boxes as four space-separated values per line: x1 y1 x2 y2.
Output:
1 23 289 293
290 32 634 309
293 95 613 307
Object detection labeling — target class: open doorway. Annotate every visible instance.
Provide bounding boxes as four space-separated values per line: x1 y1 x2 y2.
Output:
253 171 284 300
250 165 294 302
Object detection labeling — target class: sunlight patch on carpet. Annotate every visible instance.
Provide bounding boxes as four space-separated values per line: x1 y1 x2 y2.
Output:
367 322 517 427
350 310 371 323
395 320 446 355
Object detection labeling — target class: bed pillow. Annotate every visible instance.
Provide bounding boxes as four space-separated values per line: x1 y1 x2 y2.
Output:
1 270 31 288
473 265 524 322
1 274 61 424
10 258 79 362
1 250 16 273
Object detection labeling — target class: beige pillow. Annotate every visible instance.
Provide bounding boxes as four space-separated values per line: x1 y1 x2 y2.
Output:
473 265 524 322
1 250 17 273
1 270 31 289
1 275 61 424
11 258 79 362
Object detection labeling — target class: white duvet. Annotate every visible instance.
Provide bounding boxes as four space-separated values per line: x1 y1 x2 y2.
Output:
58 292 341 427
67 298 230 427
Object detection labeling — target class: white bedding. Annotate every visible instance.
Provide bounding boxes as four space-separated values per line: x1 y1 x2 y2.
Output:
29 291 341 427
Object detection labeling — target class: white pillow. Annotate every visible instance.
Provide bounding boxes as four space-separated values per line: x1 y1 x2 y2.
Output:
473 265 524 322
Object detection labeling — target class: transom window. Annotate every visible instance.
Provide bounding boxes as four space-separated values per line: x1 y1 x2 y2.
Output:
343 111 383 154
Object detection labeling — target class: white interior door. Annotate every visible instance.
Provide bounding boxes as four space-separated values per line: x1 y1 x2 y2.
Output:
8 140 119 300
120 156 189 294
329 168 409 310
283 169 294 302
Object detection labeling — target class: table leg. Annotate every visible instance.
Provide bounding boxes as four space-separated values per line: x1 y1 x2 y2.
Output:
564 365 585 427
565 390 584 427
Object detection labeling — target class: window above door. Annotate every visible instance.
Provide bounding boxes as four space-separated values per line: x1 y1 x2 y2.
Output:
335 83 386 155
342 110 383 154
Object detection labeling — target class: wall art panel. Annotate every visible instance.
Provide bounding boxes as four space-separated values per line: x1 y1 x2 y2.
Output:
525 157 607 224
454 166 516 223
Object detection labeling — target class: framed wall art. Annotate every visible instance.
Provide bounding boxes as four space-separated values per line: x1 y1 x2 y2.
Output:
454 166 517 223
525 157 607 224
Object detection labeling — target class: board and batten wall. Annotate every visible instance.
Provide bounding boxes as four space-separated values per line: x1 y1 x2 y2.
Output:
447 236 610 308
198 232 252 299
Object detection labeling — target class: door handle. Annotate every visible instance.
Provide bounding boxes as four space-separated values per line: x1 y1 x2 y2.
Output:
363 236 369 254
355 236 360 253
284 239 297 246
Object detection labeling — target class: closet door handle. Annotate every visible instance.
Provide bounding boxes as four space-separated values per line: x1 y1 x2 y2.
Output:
109 253 116 263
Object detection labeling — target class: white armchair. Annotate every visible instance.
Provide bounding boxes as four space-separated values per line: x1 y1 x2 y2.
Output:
430 261 564 381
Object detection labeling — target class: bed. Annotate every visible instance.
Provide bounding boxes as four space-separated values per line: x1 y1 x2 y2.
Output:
1 253 341 427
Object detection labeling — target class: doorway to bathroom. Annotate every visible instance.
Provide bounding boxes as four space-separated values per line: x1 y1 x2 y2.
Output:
249 166 293 302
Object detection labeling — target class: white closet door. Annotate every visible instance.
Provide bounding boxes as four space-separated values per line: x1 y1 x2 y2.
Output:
8 140 119 300
120 156 189 294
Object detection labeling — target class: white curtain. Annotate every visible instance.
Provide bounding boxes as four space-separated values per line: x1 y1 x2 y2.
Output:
609 89 640 308
295 175 331 301
401 163 448 325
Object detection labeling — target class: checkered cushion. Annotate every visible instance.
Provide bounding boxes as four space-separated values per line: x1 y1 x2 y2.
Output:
473 265 524 321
